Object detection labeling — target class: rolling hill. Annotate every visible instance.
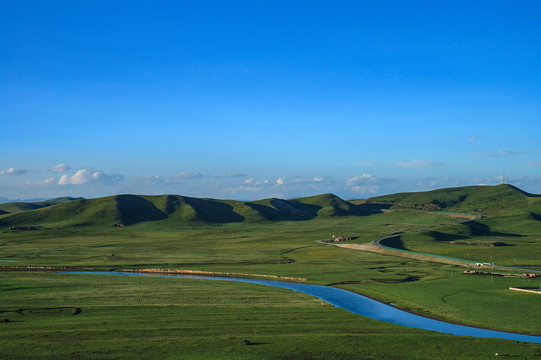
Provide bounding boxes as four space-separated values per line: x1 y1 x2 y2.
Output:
0 193 368 228
360 184 541 216
2 184 540 229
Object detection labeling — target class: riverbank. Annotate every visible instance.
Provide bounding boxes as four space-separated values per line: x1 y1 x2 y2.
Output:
0 265 306 282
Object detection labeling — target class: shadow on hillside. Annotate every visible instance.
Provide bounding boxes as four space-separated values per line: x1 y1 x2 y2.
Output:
184 198 245 223
530 212 541 222
116 195 167 225
356 203 392 213
163 195 182 215
245 201 318 221
428 231 469 242
379 235 407 250
464 221 524 237
274 199 320 218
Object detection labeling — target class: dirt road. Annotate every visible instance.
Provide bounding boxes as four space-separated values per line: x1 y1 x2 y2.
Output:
333 241 476 267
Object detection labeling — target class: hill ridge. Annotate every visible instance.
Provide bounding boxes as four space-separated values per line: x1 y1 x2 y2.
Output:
361 184 541 216
2 184 540 228
0 192 366 228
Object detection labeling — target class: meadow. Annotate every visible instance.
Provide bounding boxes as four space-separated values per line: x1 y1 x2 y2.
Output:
2 271 540 360
1 185 541 359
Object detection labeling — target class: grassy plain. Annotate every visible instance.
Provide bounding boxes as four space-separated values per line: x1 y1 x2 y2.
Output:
1 272 540 360
2 186 541 359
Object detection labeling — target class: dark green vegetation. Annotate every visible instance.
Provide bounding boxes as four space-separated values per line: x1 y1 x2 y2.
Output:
1 184 541 359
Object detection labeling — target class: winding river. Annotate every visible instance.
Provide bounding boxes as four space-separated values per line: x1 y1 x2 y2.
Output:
61 271 541 344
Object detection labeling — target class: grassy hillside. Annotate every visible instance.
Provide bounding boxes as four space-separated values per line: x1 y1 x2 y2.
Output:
3 185 540 229
0 193 365 228
362 184 541 216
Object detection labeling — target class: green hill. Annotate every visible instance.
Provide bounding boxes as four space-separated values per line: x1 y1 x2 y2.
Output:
362 184 540 216
0 193 365 228
3 185 539 229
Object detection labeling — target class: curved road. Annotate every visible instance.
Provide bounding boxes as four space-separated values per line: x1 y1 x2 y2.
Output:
326 211 539 273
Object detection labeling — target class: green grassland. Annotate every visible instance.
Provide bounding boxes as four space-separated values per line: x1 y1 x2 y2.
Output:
1 184 541 359
1 272 539 360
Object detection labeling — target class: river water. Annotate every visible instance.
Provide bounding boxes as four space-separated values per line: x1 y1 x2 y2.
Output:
60 271 541 343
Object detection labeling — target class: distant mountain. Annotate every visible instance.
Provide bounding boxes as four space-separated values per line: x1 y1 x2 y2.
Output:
0 193 368 228
0 197 84 214
0 197 67 204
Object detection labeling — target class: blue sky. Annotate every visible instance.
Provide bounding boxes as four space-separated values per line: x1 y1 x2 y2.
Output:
1 0 541 201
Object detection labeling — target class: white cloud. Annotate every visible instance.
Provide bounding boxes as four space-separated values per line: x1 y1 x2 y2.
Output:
48 163 71 173
58 169 123 185
346 174 395 194
346 174 383 186
242 178 254 185
275 177 286 186
468 136 481 141
525 162 541 167
356 160 445 168
313 177 324 182
0 167 27 175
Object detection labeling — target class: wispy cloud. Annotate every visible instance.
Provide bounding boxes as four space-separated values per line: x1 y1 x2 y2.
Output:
37 177 57 185
172 172 203 180
48 163 71 173
416 179 439 188
0 167 28 175
346 174 395 194
443 176 461 186
356 160 445 168
135 175 167 185
468 136 481 141
21 177 57 186
217 172 247 178
525 162 541 167
58 169 123 185
229 176 337 198
471 150 525 159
